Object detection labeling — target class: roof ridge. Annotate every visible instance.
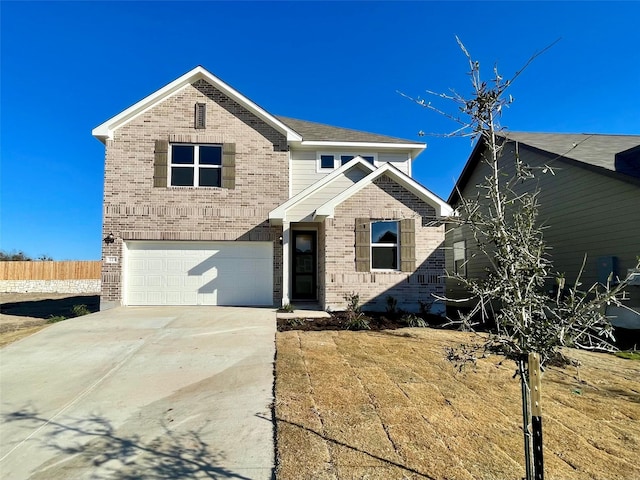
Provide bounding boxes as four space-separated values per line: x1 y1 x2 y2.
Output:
501 131 640 138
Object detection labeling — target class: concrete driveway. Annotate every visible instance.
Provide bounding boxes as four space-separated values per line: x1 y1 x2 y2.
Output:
0 306 276 480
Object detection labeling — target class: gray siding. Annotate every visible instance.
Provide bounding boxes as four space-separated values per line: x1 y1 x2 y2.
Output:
446 142 640 306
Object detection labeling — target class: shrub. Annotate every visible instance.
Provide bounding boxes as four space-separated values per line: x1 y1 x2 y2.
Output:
386 295 398 315
71 304 91 317
345 315 370 331
419 300 433 317
280 303 295 313
286 317 305 327
343 292 361 314
402 314 428 328
47 315 67 324
343 292 370 330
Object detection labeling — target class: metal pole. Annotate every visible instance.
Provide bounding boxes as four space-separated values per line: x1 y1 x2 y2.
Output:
519 356 533 480
529 353 544 480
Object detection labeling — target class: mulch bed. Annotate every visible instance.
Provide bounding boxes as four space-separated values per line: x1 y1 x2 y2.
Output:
277 311 447 332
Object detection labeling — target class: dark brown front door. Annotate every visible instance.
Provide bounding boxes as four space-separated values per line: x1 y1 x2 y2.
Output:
292 231 317 300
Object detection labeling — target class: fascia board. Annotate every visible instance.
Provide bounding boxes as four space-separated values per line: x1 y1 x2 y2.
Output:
298 140 425 160
92 73 196 142
269 158 376 221
299 140 427 160
315 163 453 218
300 140 425 149
92 66 302 143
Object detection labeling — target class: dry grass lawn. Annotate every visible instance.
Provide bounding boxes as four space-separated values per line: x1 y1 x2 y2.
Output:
275 328 640 480
0 293 99 347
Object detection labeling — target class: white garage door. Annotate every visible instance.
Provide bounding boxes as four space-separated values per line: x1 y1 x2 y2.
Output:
124 241 273 306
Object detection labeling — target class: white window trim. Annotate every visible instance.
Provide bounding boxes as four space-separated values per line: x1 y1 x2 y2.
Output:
316 151 378 173
169 143 223 188
317 153 336 172
371 220 400 271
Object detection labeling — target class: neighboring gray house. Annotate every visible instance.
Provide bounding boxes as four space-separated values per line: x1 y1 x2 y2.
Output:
446 132 640 327
93 66 452 312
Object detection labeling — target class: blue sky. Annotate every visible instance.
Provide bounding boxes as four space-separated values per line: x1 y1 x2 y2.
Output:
1 1 639 260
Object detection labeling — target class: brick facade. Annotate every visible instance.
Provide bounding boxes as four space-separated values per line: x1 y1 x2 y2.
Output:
323 175 445 312
101 80 288 308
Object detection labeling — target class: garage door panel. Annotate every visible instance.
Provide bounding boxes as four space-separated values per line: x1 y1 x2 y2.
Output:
125 241 273 306
147 276 162 288
146 292 162 304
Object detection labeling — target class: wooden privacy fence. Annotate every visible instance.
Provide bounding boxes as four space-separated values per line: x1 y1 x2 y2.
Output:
0 261 102 280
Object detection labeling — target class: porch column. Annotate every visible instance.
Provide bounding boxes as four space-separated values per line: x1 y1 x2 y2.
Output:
281 221 291 307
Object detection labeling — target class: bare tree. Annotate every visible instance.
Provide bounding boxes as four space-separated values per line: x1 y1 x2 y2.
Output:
404 37 638 480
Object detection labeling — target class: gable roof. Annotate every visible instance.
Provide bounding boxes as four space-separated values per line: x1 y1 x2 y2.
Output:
92 66 426 159
501 132 640 172
315 162 453 219
269 157 376 224
449 132 640 204
92 66 303 143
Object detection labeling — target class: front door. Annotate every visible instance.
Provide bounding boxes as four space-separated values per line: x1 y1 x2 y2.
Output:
292 231 317 300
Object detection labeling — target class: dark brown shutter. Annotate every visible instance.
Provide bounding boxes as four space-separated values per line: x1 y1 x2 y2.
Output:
222 143 236 189
355 218 370 272
195 103 206 129
400 218 416 272
154 140 169 187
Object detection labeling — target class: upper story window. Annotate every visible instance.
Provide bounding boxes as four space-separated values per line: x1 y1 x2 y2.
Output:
371 221 399 270
341 155 374 166
317 152 377 172
320 154 334 169
170 144 222 187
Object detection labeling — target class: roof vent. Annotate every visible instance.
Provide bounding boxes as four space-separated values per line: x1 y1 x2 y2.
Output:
195 103 206 129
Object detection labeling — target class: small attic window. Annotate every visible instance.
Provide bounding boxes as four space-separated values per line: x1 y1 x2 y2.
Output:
195 103 206 129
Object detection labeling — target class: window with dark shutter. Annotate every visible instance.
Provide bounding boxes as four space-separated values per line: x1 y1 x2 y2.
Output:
195 103 206 129
355 218 371 272
168 144 223 187
153 140 169 187
222 143 236 189
400 218 416 272
371 221 399 270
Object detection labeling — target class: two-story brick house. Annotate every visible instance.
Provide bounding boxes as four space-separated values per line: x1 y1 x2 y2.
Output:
93 66 452 312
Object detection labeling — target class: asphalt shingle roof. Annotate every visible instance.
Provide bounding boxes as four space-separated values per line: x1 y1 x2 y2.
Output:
501 132 640 172
276 116 422 144
449 132 640 203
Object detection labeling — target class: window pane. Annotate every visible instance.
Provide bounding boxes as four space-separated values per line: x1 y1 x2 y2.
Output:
199 145 222 165
362 156 375 164
295 234 313 253
371 221 398 244
171 167 194 186
295 275 314 296
453 241 465 261
172 145 194 164
372 246 397 269
341 155 354 165
199 168 221 187
320 155 334 169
